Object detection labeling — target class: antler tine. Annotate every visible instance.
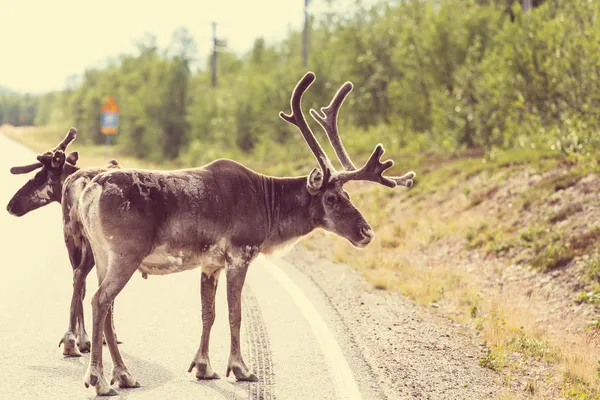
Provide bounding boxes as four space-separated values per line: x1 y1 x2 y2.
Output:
389 171 417 188
53 127 77 152
309 82 356 171
279 72 335 177
10 162 43 175
332 144 397 188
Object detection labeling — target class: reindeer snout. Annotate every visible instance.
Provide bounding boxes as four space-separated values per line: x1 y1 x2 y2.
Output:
6 198 22 216
359 226 375 241
6 199 16 215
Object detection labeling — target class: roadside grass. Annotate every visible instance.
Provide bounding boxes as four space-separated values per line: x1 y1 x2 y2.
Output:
585 256 600 283
314 145 600 397
2 124 165 170
2 124 421 180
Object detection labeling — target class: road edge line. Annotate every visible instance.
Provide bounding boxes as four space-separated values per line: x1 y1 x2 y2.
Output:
260 255 362 400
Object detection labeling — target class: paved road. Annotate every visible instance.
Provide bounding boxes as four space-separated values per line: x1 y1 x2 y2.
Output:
0 134 382 400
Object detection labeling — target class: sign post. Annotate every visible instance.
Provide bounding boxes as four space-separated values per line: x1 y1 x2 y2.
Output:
100 96 119 159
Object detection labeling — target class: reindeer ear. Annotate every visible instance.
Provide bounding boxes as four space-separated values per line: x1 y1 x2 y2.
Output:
307 168 324 195
106 159 120 169
37 153 52 166
66 151 79 165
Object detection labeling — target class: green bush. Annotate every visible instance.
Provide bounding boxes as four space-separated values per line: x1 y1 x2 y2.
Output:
2 0 599 165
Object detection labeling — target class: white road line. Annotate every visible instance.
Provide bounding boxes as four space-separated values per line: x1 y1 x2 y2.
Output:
260 255 362 400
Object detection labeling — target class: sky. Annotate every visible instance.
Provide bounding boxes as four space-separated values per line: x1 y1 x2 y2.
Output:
0 0 370 94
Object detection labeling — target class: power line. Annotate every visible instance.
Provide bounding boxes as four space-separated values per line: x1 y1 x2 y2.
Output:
303 0 310 67
211 21 228 88
212 22 218 88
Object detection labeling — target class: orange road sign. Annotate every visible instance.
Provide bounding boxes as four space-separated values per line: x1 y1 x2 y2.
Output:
101 96 120 113
101 96 119 135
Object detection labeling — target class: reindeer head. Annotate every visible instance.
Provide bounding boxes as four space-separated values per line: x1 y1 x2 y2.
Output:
280 72 416 248
6 128 79 217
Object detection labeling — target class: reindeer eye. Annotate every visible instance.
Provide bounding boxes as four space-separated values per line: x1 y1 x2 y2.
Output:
325 194 338 205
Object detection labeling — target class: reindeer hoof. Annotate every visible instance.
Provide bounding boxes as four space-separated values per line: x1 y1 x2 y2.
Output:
111 367 140 388
226 364 258 382
235 370 258 382
59 332 82 357
77 333 91 353
84 366 116 396
189 361 220 379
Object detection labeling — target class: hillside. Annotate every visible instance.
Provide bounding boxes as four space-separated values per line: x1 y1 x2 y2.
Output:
301 148 600 398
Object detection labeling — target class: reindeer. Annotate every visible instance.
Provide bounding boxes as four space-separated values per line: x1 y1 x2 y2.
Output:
6 129 122 357
76 71 416 396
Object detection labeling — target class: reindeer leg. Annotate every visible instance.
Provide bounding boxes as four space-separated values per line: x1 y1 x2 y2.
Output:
189 267 222 380
105 302 139 389
225 261 258 382
59 239 83 357
75 242 94 353
110 302 123 344
83 254 139 396
76 274 90 352
101 304 122 345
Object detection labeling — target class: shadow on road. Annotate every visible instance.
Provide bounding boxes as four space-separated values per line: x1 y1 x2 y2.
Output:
192 378 250 400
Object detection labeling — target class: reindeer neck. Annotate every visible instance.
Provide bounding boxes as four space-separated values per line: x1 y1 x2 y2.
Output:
262 175 318 247
56 164 80 204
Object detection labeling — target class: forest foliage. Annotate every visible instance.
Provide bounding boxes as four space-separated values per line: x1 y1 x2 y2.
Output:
1 0 599 167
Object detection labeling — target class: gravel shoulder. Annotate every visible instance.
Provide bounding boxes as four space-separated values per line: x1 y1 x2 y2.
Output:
283 245 506 400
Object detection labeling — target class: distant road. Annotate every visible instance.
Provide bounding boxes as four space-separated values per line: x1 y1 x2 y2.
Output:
0 133 381 399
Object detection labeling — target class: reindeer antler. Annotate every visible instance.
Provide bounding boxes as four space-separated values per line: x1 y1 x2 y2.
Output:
53 127 77 152
310 81 415 188
309 82 356 171
330 144 396 187
279 72 335 180
282 73 415 189
10 128 78 174
10 162 43 175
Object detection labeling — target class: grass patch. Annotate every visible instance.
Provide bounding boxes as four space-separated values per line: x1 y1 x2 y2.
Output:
561 371 600 399
518 227 544 244
532 244 575 271
549 203 585 224
530 228 600 271
537 171 585 192
468 185 500 208
465 222 491 250
406 146 558 199
506 330 556 362
585 256 600 283
574 289 600 305
479 348 504 372
570 227 600 253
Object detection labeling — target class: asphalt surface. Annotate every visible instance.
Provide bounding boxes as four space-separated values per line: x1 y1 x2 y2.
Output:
0 133 382 400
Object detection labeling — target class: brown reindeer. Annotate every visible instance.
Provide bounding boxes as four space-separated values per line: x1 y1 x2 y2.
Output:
77 72 416 396
7 129 122 356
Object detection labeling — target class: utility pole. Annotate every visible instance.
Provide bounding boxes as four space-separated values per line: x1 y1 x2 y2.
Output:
211 21 218 88
523 0 532 11
302 0 309 67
